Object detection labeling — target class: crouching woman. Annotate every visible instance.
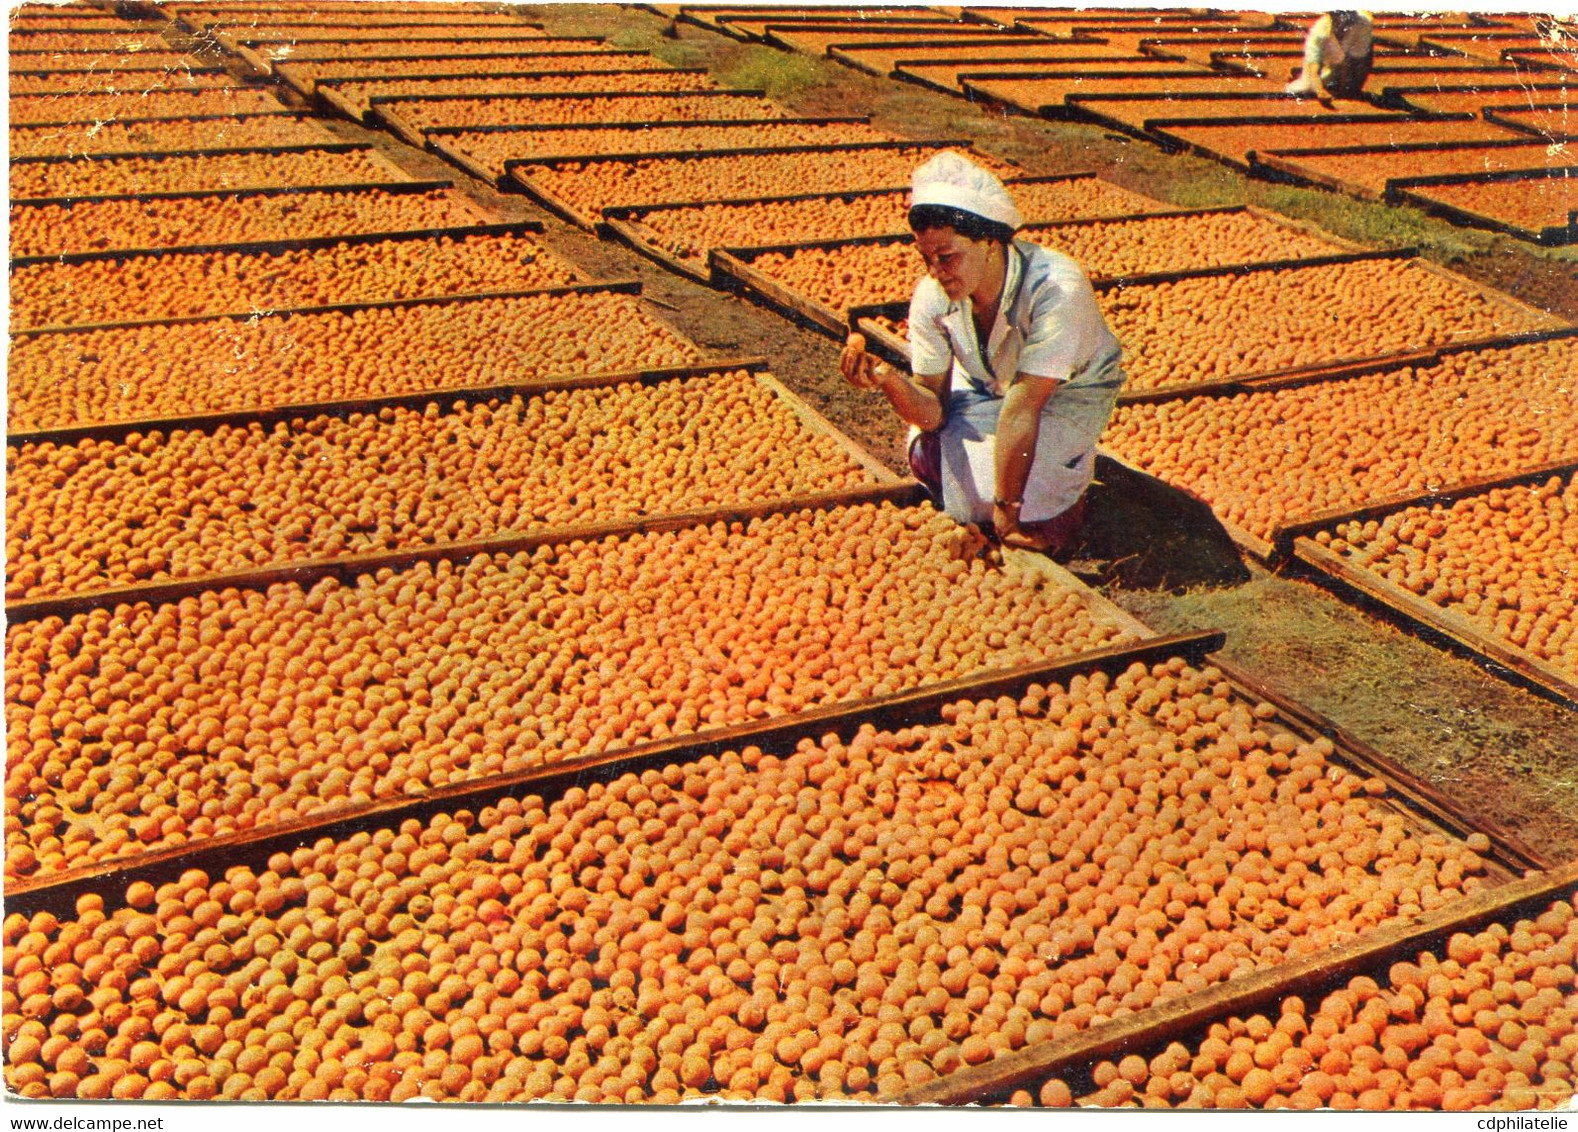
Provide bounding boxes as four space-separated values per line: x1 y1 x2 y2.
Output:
841 151 1126 555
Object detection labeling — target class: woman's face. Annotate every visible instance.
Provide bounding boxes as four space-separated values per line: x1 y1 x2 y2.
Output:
914 226 1001 305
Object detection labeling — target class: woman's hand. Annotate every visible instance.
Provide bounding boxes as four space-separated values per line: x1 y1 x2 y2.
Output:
840 333 896 392
992 500 1027 547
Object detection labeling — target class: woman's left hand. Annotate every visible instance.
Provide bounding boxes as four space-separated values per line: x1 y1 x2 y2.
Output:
992 500 1024 545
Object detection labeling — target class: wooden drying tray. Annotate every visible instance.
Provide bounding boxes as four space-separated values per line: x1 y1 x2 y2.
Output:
10 219 563 335
849 244 1563 390
1286 462 1578 708
4 364 913 622
1255 136 1575 201
273 45 611 97
6 114 341 163
726 18 980 50
313 60 677 121
893 54 1167 97
8 136 374 172
716 224 1393 343
1071 97 1417 145
825 36 1082 78
1485 101 1576 140
6 104 300 132
10 170 420 209
7 178 462 267
504 137 994 232
3 628 1228 921
1397 168 1578 246
215 21 544 47
5 281 673 444
368 84 764 148
683 8 962 39
180 11 540 32
1096 447 1279 562
959 67 1254 117
229 35 559 77
761 23 1059 57
8 51 208 75
403 106 824 165
1098 326 1578 563
599 172 1116 284
889 858 1578 1105
422 114 872 184
436 114 875 192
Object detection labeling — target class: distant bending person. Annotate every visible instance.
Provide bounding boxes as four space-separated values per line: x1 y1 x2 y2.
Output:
1287 10 1374 104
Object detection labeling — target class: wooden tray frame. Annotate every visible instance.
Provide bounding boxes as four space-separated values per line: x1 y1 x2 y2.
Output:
1287 463 1578 707
8 178 466 266
5 363 911 620
1097 326 1578 562
6 86 293 127
959 67 1265 116
422 115 874 184
230 34 566 77
1483 101 1576 140
5 628 1238 919
1396 167 1578 245
713 205 1368 335
1256 136 1576 201
8 112 341 162
826 35 1075 78
1376 81 1573 115
10 220 569 335
6 281 715 441
313 61 684 120
274 46 615 97
599 173 1142 284
890 858 1578 1106
504 138 997 231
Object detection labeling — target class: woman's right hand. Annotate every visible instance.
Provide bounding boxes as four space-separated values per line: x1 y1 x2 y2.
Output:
840 333 882 391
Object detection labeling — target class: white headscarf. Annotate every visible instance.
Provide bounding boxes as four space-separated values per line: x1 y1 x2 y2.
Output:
911 150 1023 230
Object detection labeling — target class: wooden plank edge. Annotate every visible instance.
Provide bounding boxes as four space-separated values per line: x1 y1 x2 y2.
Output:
4 475 910 626
0 627 1225 921
7 211 542 272
506 170 604 230
888 859 1578 1105
1274 457 1578 549
598 217 715 284
1395 184 1576 247
1005 548 1157 642
752 371 904 486
852 312 912 366
1208 656 1556 874
1121 325 1578 408
10 174 429 209
711 249 851 337
509 137 999 176
714 205 1246 265
9 280 641 342
1291 537 1578 711
7 353 764 450
7 138 376 168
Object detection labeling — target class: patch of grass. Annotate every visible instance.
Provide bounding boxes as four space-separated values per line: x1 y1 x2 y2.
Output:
604 26 660 52
650 39 711 69
1250 182 1479 254
716 46 824 100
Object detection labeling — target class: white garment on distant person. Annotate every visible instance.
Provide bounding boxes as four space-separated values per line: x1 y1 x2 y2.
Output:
907 239 1125 525
1286 11 1374 95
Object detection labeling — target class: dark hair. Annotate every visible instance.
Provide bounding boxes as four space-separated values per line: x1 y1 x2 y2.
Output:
908 203 1015 245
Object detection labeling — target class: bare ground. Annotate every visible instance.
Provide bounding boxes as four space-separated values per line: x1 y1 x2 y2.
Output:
313 5 1578 864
